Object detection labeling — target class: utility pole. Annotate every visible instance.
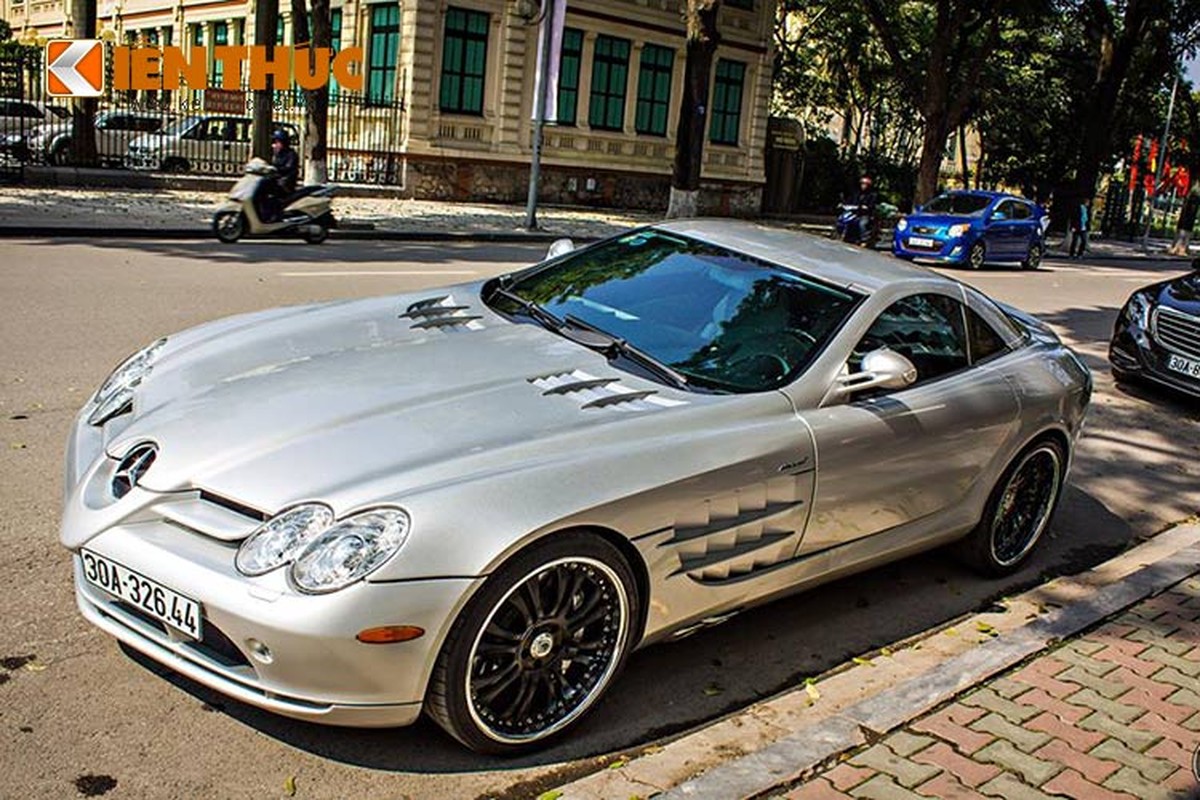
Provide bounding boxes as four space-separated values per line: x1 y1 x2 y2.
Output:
1142 70 1180 252
524 0 553 231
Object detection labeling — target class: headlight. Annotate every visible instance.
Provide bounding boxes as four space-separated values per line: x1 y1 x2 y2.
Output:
948 223 970 238
88 337 167 426
1126 293 1152 329
236 504 335 576
290 508 411 594
896 218 907 232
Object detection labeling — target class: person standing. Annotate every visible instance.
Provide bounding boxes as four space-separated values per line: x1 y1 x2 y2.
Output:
1069 202 1089 258
1168 187 1199 257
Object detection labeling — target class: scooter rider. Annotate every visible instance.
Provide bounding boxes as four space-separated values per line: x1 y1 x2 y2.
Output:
849 174 878 245
260 130 299 222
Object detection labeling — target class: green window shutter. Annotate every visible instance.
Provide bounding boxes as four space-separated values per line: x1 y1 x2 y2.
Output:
709 59 745 145
589 34 629 131
634 43 673 136
367 4 400 105
440 6 489 114
556 27 583 125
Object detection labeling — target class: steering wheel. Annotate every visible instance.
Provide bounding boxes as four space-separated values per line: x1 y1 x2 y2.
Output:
727 351 791 382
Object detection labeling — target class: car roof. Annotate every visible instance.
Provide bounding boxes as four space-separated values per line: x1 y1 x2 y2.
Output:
654 218 952 294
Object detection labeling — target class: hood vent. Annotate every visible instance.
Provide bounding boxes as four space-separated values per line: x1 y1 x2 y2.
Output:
400 295 483 331
529 370 687 412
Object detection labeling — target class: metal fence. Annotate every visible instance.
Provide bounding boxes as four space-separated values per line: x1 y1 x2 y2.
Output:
0 47 406 186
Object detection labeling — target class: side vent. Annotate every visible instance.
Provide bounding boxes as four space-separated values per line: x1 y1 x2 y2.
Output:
529 370 688 412
400 295 483 331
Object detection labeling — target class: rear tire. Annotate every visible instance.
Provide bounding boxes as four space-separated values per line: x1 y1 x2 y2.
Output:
162 157 190 173
302 224 328 245
213 210 245 243
426 531 640 755
50 140 73 166
1021 243 1043 271
958 438 1065 576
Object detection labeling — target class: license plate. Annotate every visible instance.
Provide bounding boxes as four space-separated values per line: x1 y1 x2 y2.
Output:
1167 354 1200 379
80 550 202 639
908 236 936 248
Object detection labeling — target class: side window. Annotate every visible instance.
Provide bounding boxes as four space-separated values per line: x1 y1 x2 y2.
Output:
1012 202 1032 220
967 307 1009 363
855 294 968 385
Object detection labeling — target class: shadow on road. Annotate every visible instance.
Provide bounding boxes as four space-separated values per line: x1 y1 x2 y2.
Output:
120 481 1131 777
16 237 548 267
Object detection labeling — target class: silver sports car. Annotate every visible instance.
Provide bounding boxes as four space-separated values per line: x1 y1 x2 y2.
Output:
62 220 1091 753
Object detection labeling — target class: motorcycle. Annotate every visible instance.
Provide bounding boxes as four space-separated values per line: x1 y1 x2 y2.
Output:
835 203 878 248
213 158 336 244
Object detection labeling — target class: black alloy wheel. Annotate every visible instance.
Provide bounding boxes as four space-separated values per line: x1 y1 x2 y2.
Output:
1022 243 1043 271
427 533 639 754
960 439 1065 576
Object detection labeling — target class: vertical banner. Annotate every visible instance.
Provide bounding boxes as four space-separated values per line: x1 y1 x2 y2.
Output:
532 0 566 122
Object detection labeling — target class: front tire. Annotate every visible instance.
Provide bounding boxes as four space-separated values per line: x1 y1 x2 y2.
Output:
967 241 986 270
959 438 1065 576
213 210 245 243
302 223 328 244
426 532 640 755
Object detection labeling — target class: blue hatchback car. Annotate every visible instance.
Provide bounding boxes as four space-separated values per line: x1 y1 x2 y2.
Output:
893 190 1047 270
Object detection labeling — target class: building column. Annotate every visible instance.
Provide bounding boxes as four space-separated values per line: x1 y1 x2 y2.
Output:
625 41 642 136
578 30 597 131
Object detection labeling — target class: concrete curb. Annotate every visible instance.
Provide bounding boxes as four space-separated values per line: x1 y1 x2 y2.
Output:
550 524 1200 800
0 226 597 243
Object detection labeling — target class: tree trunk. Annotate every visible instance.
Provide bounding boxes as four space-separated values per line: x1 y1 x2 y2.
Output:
252 0 280 160
958 125 970 188
915 116 949 204
290 0 330 184
667 0 720 219
68 0 97 166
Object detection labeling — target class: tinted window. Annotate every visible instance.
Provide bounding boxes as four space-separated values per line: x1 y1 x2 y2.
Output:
493 230 861 393
1011 202 1032 220
856 294 968 384
923 193 991 216
18 103 43 119
967 307 1008 363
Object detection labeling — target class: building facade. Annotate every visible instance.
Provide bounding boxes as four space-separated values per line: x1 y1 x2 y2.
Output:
7 0 776 211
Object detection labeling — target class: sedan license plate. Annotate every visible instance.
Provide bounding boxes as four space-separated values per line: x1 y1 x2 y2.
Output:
1167 354 1200 379
80 550 202 639
908 236 936 248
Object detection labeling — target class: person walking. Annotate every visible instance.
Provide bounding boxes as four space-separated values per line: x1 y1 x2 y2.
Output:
1068 201 1089 258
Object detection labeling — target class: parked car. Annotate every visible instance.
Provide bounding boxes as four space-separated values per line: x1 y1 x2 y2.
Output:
61 221 1091 754
1109 258 1200 397
0 99 70 160
894 190 1047 270
125 115 299 173
30 110 170 166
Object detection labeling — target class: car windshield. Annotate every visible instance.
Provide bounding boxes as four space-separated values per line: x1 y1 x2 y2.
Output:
488 229 861 393
923 193 992 216
161 116 200 137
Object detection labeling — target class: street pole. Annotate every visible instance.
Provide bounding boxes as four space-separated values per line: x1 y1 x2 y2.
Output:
1142 70 1179 252
524 0 553 231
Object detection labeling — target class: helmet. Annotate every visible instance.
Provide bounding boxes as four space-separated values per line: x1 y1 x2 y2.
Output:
271 129 290 145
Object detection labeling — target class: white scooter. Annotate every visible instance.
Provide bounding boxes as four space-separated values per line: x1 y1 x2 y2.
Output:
213 158 336 244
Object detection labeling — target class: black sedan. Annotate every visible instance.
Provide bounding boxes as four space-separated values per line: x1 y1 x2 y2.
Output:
1110 258 1200 396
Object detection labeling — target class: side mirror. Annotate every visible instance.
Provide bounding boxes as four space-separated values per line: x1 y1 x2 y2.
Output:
834 348 917 398
546 238 576 260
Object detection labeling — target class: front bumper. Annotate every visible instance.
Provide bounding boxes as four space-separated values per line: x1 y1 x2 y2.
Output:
63 411 480 727
892 233 969 262
1109 321 1200 399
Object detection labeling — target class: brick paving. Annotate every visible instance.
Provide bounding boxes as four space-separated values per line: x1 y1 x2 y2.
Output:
778 578 1200 800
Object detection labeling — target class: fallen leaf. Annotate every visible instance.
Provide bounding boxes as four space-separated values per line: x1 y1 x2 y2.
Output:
852 656 873 667
10 443 26 450
945 627 958 637
805 680 820 702
880 647 894 657
536 791 563 800
284 776 296 797
608 758 628 770
23 663 46 672
702 683 723 697
642 745 664 755
975 621 996 634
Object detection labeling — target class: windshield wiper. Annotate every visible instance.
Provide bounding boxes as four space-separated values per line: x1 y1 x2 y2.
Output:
563 314 690 390
488 284 565 334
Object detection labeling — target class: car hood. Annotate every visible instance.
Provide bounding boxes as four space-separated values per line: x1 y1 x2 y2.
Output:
1150 271 1200 317
104 285 701 513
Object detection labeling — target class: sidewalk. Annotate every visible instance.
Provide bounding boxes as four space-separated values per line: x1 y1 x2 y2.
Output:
547 527 1200 800
0 184 655 240
777 581 1200 800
